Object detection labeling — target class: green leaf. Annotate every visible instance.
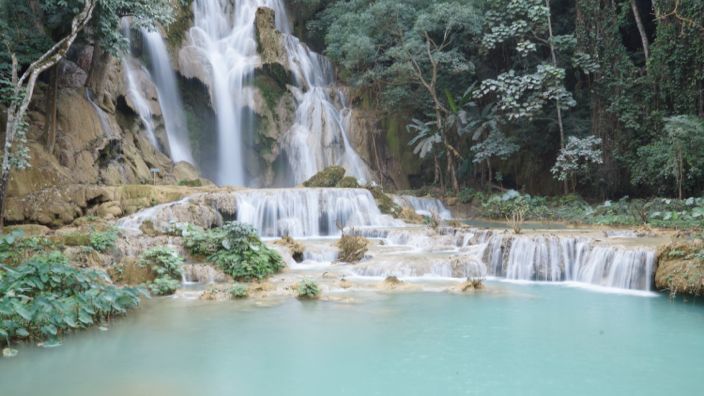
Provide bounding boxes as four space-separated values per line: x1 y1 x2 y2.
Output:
16 328 29 337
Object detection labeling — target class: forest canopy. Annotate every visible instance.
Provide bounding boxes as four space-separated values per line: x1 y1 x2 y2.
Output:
304 0 704 199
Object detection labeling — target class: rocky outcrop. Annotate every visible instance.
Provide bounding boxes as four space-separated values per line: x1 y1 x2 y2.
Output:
655 241 704 296
255 7 288 67
5 184 216 227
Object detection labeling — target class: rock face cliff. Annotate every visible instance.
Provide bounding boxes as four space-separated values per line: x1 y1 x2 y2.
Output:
2 38 201 226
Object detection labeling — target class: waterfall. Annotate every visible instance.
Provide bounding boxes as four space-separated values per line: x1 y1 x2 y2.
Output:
122 57 158 148
142 30 194 164
119 20 158 148
185 0 369 186
392 195 453 219
233 188 401 237
483 235 656 291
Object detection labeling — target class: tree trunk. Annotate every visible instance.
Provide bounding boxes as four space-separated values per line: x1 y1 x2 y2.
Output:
630 0 650 62
44 65 59 154
545 0 569 194
0 0 96 228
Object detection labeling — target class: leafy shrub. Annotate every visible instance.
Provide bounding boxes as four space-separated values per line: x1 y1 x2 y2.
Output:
148 277 181 296
336 234 369 262
90 228 118 252
0 231 55 266
139 247 183 280
139 247 184 296
0 253 143 348
297 279 321 299
183 222 284 282
230 283 249 299
182 224 226 257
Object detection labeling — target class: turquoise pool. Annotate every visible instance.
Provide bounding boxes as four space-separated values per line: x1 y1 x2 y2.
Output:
1 284 703 395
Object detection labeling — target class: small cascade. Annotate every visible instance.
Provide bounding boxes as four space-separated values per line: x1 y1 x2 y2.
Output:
234 188 402 237
392 195 453 219
483 235 656 291
142 30 194 164
184 0 370 186
84 90 117 139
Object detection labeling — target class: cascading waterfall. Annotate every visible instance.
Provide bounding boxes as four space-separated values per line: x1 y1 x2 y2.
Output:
282 34 370 184
482 235 656 291
185 0 369 186
142 30 194 164
392 195 453 219
233 188 401 237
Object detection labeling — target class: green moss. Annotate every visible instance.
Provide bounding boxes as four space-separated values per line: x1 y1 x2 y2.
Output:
165 0 194 49
366 185 402 217
303 166 346 187
177 179 203 187
336 176 360 188
253 66 289 115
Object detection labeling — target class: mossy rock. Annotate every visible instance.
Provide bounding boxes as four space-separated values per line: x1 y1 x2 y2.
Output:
336 176 360 189
165 0 194 49
303 166 346 188
655 242 704 296
53 232 91 247
366 185 402 217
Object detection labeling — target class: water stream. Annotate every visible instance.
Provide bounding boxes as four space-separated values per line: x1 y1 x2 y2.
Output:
184 0 369 186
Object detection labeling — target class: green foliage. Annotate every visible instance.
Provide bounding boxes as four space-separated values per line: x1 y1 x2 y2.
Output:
147 277 180 296
297 279 321 299
230 283 249 299
632 115 704 198
0 231 55 267
139 247 183 296
90 228 118 252
551 135 603 187
182 222 284 282
0 253 143 347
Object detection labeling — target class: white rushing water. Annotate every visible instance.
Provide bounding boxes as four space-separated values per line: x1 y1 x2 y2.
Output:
482 235 655 290
234 188 401 237
122 57 158 148
120 21 159 148
142 30 194 164
392 195 453 219
184 0 369 186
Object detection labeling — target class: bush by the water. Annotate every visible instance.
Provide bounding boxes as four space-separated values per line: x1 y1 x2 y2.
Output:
297 279 321 299
0 252 143 348
303 166 346 187
230 283 249 299
182 222 284 281
336 234 369 262
139 247 184 296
